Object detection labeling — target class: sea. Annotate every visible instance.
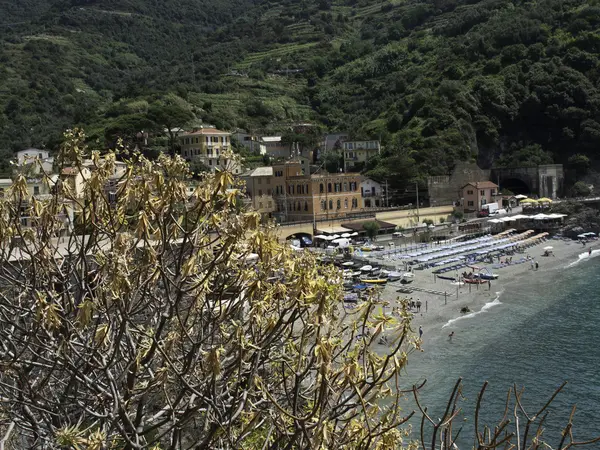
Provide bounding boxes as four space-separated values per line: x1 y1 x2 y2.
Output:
402 249 600 448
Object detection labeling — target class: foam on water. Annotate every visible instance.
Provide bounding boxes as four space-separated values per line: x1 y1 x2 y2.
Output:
441 290 503 329
566 248 600 268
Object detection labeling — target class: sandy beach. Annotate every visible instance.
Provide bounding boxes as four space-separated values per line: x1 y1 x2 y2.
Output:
351 235 597 348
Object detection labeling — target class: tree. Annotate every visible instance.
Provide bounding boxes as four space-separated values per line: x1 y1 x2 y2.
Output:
363 221 380 240
147 101 195 156
572 181 592 197
0 129 414 449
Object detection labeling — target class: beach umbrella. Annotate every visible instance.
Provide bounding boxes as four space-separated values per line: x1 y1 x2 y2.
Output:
538 197 553 203
544 246 553 250
514 194 528 199
519 198 537 203
341 233 352 238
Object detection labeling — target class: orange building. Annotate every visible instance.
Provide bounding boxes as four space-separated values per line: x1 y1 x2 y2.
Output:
271 161 363 222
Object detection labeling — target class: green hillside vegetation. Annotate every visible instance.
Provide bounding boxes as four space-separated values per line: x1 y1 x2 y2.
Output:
2 0 600 194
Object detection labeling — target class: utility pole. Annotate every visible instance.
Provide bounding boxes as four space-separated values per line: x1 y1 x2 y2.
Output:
416 180 420 222
385 179 389 207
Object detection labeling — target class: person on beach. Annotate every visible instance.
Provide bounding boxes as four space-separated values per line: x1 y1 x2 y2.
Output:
530 260 534 270
419 326 423 338
416 299 422 312
535 261 539 270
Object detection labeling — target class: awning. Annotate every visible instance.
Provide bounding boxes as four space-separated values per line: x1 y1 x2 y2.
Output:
317 226 353 234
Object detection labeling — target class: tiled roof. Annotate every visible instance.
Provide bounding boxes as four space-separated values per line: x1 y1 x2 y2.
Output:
181 128 230 136
462 181 498 189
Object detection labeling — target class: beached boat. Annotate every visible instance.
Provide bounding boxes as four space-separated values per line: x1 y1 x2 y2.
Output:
436 275 457 281
386 271 403 282
344 271 362 278
400 272 415 284
352 283 369 290
343 293 359 303
359 265 373 272
341 261 355 267
464 278 487 284
362 278 388 284
475 273 498 280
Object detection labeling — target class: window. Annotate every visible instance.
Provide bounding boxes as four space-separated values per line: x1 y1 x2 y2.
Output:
481 198 487 206
343 182 348 192
480 190 485 196
344 199 348 209
352 198 358 208
259 202 263 209
468 201 474 207
267 189 272 195
337 200 341 209
467 190 473 195
304 201 308 211
196 138 199 144
209 160 212 166
320 183 324 193
258 190 262 196
33 186 39 195
267 178 270 185
328 183 332 193
258 178 262 185
296 201 301 211
268 201 272 208
321 200 326 210
329 200 333 210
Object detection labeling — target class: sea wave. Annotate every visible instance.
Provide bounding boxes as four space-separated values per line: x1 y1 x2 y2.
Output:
566 249 600 268
442 290 504 329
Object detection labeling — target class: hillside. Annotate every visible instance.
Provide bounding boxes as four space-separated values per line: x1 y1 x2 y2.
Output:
2 0 600 192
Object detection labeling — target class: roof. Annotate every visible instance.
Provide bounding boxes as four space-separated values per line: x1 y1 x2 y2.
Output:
17 148 46 155
61 167 80 176
317 226 352 234
341 219 396 231
242 167 273 177
261 136 282 143
461 181 499 190
181 128 230 136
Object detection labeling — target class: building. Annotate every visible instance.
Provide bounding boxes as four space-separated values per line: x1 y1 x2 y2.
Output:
232 131 266 155
460 181 499 212
262 136 290 158
360 178 384 208
179 127 242 175
271 161 363 222
342 140 381 172
240 167 275 220
321 133 348 153
60 167 92 199
16 148 54 174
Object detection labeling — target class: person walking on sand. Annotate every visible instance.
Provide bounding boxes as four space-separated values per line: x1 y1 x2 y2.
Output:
589 248 592 256
535 260 539 270
416 299 422 312
419 326 423 339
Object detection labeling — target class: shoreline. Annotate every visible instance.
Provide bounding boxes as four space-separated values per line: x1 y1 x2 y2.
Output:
365 237 597 348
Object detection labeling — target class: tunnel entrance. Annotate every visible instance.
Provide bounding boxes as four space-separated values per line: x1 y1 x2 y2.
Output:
499 178 530 195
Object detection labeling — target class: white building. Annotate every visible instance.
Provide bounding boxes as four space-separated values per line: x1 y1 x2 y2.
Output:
360 178 385 208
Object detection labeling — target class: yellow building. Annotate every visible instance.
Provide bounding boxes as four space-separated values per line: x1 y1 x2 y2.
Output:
240 167 276 220
179 127 242 175
342 140 381 172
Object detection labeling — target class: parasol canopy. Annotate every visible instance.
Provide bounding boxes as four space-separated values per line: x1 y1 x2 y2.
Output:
538 197 553 203
544 246 553 250
520 198 538 203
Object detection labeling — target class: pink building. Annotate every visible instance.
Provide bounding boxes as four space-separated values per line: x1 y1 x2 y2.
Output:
460 181 498 212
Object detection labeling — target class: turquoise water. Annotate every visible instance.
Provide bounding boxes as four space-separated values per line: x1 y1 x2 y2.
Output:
403 253 600 448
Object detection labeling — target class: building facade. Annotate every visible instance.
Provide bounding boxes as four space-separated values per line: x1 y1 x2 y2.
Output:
179 128 242 174
342 140 381 172
460 181 498 212
240 167 275 220
271 161 363 222
360 178 384 208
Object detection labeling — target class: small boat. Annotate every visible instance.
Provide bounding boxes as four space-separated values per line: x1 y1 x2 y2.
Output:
344 293 359 303
341 261 355 267
352 283 369 291
362 278 388 284
386 271 403 282
344 271 361 278
464 278 487 284
400 272 415 284
436 275 456 281
475 273 498 280
359 265 373 272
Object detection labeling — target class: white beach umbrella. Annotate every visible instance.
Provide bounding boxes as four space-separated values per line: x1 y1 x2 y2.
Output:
544 246 553 250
